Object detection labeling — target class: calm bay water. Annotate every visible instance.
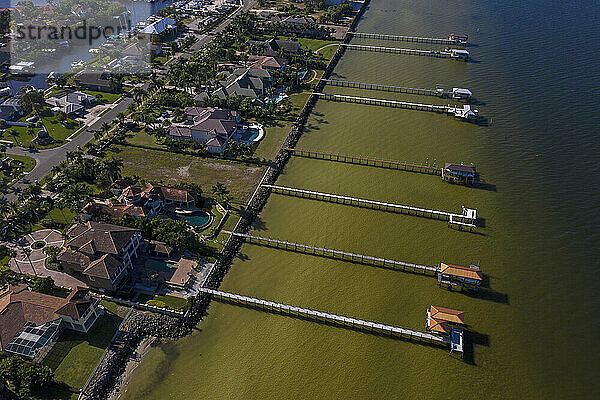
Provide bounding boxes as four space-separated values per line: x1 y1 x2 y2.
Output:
122 0 600 398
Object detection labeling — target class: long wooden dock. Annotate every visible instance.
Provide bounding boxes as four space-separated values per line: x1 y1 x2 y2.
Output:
282 147 442 175
322 78 446 97
230 232 439 274
199 288 448 347
313 93 478 121
341 43 452 58
261 184 478 227
314 92 448 112
349 31 462 45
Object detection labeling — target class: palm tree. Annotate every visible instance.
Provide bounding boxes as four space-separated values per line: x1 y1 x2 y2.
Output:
100 157 123 184
9 249 21 274
22 247 37 277
211 182 230 204
116 112 126 126
100 122 111 135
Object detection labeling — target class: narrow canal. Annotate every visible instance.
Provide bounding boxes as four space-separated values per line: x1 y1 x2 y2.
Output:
122 0 600 398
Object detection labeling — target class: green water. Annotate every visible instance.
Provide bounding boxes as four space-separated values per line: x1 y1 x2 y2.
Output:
122 0 600 398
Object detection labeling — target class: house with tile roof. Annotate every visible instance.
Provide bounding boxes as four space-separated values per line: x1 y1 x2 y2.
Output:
212 68 273 100
0 284 102 361
247 38 302 59
74 70 116 93
167 107 241 154
58 221 142 292
247 55 286 70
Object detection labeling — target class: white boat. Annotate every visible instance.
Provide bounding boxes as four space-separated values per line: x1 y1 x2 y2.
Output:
71 60 86 68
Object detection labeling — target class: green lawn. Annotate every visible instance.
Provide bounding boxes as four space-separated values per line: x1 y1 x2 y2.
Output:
3 111 82 148
0 154 36 186
81 90 122 105
138 294 189 312
253 91 311 160
278 36 340 60
8 154 36 172
42 308 123 390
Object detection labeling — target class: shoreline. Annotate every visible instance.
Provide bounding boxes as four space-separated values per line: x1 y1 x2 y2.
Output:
107 336 157 400
106 0 372 396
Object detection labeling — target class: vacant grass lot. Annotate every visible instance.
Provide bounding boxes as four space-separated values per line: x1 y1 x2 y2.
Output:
107 145 266 203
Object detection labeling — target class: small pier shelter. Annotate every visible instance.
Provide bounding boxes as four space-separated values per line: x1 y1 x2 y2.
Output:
452 88 473 100
442 163 478 185
449 48 470 60
448 33 469 45
452 104 479 121
426 306 466 354
438 263 483 290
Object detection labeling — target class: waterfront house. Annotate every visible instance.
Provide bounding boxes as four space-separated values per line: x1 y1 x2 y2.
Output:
0 98 24 121
442 163 477 185
137 17 177 42
120 183 196 209
46 90 96 116
212 68 273 100
168 107 240 153
58 221 142 293
438 263 482 289
247 55 286 70
74 70 116 93
248 38 302 59
0 284 102 361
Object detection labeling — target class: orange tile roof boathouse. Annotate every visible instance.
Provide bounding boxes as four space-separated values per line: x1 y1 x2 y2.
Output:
426 305 465 355
437 263 483 290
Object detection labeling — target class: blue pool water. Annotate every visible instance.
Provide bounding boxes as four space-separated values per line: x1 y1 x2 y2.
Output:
241 128 259 141
145 259 175 273
168 211 211 228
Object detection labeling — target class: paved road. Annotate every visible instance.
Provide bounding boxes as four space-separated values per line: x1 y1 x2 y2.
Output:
1 0 256 203
1 94 136 202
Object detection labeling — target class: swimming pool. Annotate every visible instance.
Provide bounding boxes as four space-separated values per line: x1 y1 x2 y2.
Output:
240 128 259 141
167 210 211 229
145 259 175 273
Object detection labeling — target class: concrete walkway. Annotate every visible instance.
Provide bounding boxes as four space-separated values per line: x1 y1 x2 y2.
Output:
7 228 86 288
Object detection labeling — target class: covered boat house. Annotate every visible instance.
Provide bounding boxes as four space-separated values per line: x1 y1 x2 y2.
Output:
442 163 478 185
452 87 473 100
448 33 469 45
426 305 466 354
437 263 483 290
